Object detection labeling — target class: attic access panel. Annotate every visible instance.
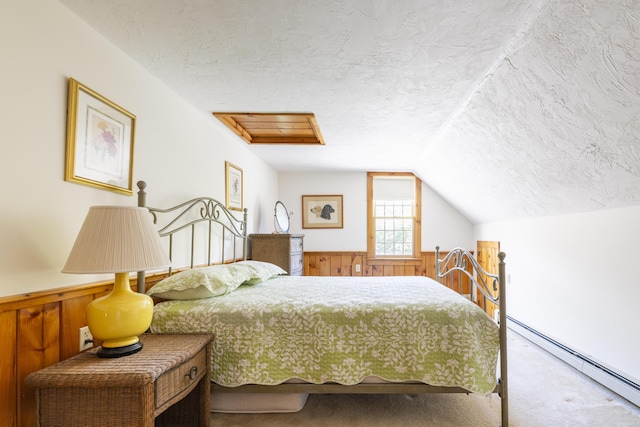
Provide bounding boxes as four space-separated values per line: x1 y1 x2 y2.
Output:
213 112 325 145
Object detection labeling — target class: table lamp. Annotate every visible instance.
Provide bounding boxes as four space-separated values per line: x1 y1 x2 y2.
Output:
63 206 170 358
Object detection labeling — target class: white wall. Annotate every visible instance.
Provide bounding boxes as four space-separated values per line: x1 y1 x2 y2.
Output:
0 0 277 297
278 172 473 252
475 206 640 383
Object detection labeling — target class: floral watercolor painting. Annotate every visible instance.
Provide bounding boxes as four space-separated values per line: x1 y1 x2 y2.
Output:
225 161 243 211
85 108 125 179
65 78 136 195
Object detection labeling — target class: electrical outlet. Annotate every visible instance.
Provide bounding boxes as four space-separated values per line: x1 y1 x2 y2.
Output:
79 326 93 352
355 264 361 273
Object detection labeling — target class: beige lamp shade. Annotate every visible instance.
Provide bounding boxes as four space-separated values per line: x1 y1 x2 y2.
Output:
63 206 170 357
63 206 170 274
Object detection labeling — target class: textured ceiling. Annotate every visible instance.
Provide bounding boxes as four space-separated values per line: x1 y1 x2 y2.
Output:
57 0 640 223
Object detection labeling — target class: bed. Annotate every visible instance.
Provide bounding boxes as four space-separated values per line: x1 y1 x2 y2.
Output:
135 181 509 426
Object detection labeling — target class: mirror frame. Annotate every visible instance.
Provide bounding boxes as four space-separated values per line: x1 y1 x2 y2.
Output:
274 201 290 233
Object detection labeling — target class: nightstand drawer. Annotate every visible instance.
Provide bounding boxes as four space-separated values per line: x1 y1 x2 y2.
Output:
156 347 207 410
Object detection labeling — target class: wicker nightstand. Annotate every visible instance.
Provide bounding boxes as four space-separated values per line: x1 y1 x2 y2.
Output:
25 334 213 427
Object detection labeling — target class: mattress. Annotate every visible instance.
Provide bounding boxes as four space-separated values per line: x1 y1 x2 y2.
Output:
150 275 500 394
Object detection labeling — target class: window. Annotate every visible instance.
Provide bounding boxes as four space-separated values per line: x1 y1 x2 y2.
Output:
367 172 421 259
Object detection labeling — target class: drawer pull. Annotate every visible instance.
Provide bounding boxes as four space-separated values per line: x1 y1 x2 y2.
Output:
185 366 198 380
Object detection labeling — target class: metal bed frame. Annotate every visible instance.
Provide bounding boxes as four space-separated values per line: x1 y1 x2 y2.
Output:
135 181 509 427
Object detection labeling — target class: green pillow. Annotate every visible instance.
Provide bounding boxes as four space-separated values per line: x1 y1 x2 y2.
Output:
147 263 254 300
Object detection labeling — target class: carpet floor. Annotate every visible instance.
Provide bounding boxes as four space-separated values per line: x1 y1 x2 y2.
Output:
211 330 640 426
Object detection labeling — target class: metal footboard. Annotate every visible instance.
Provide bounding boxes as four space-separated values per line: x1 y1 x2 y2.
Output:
436 246 508 427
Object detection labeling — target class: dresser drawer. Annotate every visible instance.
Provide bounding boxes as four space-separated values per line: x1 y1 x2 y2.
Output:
156 347 207 410
291 237 303 254
290 252 303 272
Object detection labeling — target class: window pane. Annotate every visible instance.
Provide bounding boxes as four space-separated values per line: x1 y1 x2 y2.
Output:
372 199 415 256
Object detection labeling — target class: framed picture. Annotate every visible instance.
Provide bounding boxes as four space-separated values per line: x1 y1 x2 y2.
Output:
225 161 243 211
64 78 136 195
302 195 343 229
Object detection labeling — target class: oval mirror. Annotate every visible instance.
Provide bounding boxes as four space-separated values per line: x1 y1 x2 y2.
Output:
274 201 290 233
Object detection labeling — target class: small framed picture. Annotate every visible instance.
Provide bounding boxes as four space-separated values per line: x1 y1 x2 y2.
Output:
225 161 243 211
64 78 136 195
302 195 343 229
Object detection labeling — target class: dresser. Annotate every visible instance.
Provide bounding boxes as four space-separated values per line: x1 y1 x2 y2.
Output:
249 233 304 275
25 334 213 427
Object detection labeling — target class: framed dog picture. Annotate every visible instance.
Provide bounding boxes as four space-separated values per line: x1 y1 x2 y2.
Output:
302 195 343 229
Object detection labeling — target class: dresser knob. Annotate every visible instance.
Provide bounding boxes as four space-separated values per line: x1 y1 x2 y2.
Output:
186 366 198 380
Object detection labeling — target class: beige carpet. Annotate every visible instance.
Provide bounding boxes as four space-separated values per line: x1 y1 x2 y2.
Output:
211 330 640 426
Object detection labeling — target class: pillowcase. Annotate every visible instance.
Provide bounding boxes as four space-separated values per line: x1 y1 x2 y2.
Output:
147 263 254 300
236 260 287 284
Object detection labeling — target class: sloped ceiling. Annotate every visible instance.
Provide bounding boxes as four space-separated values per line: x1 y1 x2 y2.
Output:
57 0 640 223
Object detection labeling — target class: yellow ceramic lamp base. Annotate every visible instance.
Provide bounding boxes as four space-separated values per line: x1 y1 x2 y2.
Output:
87 272 154 358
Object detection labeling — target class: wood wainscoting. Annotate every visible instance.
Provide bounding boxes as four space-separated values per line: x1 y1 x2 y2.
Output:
0 274 168 427
305 249 462 276
2 251 468 426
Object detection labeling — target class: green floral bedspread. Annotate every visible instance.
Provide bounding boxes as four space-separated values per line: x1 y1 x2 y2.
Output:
150 275 500 394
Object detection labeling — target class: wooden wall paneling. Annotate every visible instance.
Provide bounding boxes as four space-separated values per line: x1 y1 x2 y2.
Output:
406 264 419 276
417 253 428 278
371 265 383 276
59 295 93 360
304 254 318 276
352 254 363 277
304 253 369 277
17 303 59 427
318 256 331 276
303 251 459 281
340 255 352 276
423 252 436 279
329 255 341 276
363 262 373 276
0 310 17 427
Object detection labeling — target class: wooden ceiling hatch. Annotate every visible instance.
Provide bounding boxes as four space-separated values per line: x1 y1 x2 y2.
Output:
213 112 325 145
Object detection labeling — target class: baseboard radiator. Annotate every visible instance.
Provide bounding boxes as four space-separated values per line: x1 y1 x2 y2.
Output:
507 316 640 407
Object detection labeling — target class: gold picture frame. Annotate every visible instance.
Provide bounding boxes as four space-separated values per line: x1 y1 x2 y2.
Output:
225 161 243 211
302 195 343 229
64 78 136 195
